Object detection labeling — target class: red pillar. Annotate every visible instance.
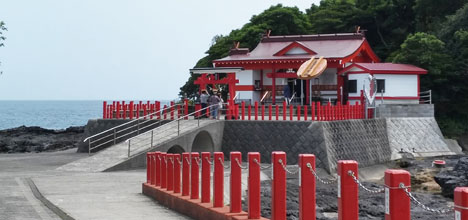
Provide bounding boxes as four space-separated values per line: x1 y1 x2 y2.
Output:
230 152 242 213
129 101 134 119
167 154 174 191
173 154 181 194
190 152 200 199
299 154 316 220
269 104 272 121
272 151 286 220
261 104 265 121
201 152 211 203
146 152 152 184
283 101 287 121
338 160 358 220
275 105 279 121
103 101 107 119
161 153 167 189
122 101 127 119
248 104 252 120
248 152 261 219
213 152 224 207
163 104 167 119
304 105 308 121
254 101 258 121
155 152 161 186
170 101 175 120
136 104 140 118
143 104 147 119
317 102 321 121
385 169 411 220
455 187 468 220
241 101 245 120
116 101 120 119
289 104 293 121
311 102 315 121
182 153 190 196
297 105 301 121
156 101 161 119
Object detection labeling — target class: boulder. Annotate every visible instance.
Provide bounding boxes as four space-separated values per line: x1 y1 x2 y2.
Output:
434 157 468 198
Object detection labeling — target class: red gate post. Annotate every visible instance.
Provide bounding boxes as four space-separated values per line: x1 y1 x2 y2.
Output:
182 153 190 196
201 152 211 203
299 154 316 220
311 102 315 121
261 104 265 121
190 152 200 199
213 152 224 207
269 104 272 121
167 154 174 191
254 101 258 120
248 104 252 120
161 153 167 189
272 151 287 220
155 152 161 186
184 99 189 120
129 101 134 119
276 105 279 121
230 152 242 213
317 102 321 121
283 101 287 121
146 152 152 184
241 101 245 120
103 101 107 119
304 105 308 121
297 105 301 121
338 160 359 220
173 154 181 194
455 187 468 220
248 152 261 219
289 104 293 121
170 101 175 120
384 169 410 220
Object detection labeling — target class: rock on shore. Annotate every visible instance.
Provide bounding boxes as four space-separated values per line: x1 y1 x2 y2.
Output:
434 157 468 198
0 126 85 153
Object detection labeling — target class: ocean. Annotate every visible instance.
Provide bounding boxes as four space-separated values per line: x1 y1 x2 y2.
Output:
0 101 103 130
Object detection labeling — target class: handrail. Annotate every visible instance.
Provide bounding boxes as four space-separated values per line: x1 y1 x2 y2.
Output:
260 91 270 103
289 92 296 103
125 103 219 157
83 104 180 143
419 90 432 104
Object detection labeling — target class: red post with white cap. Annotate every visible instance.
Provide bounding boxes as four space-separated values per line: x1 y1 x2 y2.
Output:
337 160 358 220
289 104 293 121
261 104 265 121
455 187 468 220
304 105 308 121
299 154 316 220
297 105 301 121
161 153 167 189
272 151 286 220
254 101 258 120
167 154 174 191
248 152 261 219
275 105 279 121
190 152 200 199
201 152 211 203
182 153 190 196
248 104 252 120
230 152 242 213
213 152 224 207
385 169 411 220
173 154 181 193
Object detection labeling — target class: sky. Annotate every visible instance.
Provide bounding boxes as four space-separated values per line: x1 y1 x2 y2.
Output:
0 0 320 100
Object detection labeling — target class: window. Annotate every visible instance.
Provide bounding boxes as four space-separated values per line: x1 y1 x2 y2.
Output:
377 79 385 93
348 80 357 93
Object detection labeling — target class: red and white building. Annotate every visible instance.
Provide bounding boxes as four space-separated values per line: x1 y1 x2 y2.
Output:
191 32 426 105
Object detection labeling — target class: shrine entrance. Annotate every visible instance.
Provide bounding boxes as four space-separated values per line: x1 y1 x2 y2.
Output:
190 67 243 102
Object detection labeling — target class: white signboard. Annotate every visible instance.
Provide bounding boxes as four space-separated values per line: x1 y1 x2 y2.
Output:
364 75 377 105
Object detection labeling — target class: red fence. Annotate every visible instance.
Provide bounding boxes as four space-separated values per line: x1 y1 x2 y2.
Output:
102 100 189 120
144 151 468 220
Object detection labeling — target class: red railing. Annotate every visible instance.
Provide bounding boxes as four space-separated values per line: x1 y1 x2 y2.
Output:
145 151 467 220
102 100 189 120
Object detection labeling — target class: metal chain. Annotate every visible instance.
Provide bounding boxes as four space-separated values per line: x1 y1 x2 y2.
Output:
253 159 272 170
218 158 230 169
194 157 200 166
169 157 174 164
278 159 299 175
347 171 384 194
235 158 248 169
176 157 182 165
205 157 213 165
399 183 453 214
184 157 190 165
306 163 337 185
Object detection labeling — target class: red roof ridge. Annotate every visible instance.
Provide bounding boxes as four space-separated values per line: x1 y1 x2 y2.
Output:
261 32 365 42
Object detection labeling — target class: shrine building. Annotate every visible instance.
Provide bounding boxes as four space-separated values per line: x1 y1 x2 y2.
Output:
190 32 427 105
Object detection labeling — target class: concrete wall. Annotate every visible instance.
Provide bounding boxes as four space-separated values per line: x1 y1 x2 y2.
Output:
376 104 434 118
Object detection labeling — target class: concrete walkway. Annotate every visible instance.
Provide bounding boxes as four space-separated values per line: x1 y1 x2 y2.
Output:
0 149 191 220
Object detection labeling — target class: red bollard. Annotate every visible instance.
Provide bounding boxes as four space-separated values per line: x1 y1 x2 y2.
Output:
136 104 140 118
338 160 359 220
161 153 167 189
317 102 321 121
170 101 175 120
230 152 242 213
385 169 410 220
103 101 107 119
304 105 308 121
283 101 287 121
275 105 279 121
190 152 200 199
122 101 127 119
201 152 211 203
248 152 261 219
116 102 120 119
299 154 316 220
255 101 258 120
241 101 245 120
143 104 147 119
146 152 152 184
182 153 190 196
269 104 272 121
311 102 315 121
173 154 181 193
155 152 161 186
129 101 134 119
261 104 265 121
213 152 224 207
289 104 293 121
248 104 252 120
167 154 174 191
297 105 301 121
455 187 468 220
156 101 161 119
272 151 287 220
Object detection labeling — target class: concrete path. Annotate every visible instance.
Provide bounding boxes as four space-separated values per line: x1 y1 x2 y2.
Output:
0 149 191 220
57 119 216 172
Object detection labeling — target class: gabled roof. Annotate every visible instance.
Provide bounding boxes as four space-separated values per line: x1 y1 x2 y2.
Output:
339 63 428 74
213 33 380 65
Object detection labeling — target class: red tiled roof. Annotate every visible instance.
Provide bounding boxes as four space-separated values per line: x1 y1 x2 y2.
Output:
348 63 427 74
214 33 372 62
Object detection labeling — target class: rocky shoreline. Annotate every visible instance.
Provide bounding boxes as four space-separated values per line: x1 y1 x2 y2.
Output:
0 126 85 153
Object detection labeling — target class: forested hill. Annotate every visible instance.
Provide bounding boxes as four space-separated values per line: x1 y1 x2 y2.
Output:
180 1 468 138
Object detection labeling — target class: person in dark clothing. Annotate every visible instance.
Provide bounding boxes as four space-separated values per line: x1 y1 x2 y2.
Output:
200 90 209 118
283 84 291 105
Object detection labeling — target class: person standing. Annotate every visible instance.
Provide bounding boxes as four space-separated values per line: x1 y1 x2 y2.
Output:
200 90 209 118
209 92 221 119
283 84 291 105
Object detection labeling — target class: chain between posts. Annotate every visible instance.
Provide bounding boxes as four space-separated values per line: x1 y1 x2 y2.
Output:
205 157 213 165
278 159 299 175
347 171 384 194
194 157 200 166
235 158 248 169
176 158 182 165
218 158 230 169
399 183 453 214
253 159 272 170
306 163 337 185
185 157 190 165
